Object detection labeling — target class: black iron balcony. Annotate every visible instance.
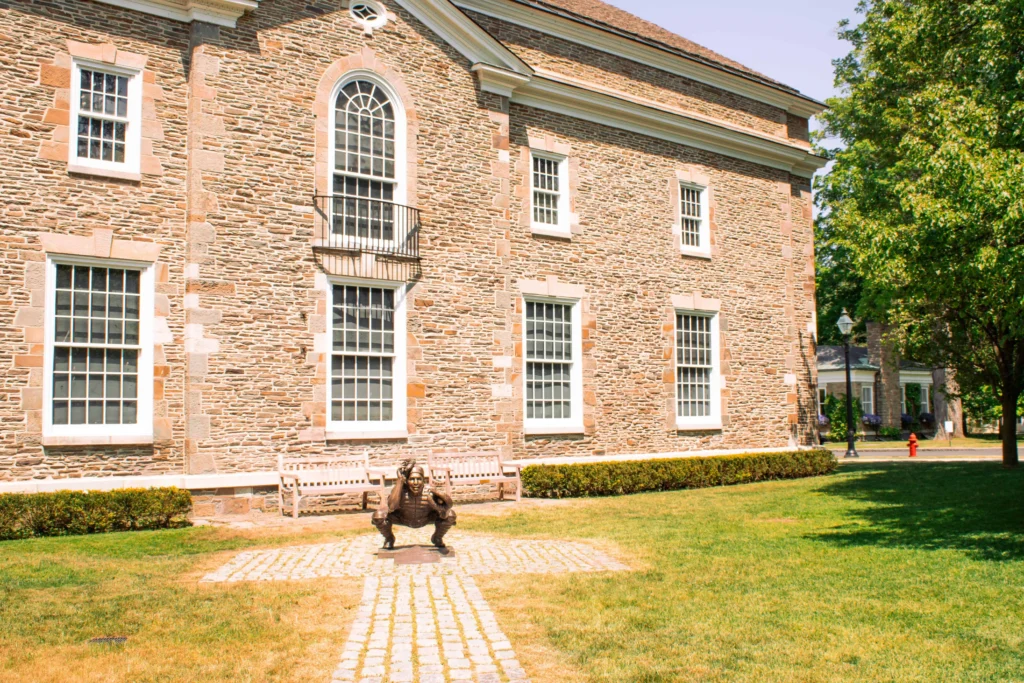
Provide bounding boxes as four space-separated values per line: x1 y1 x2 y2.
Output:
312 194 421 260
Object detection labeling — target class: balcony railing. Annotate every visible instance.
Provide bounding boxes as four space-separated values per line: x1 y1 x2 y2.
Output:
313 194 421 260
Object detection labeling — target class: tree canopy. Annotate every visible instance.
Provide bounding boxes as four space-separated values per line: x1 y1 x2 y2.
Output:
816 0 1024 466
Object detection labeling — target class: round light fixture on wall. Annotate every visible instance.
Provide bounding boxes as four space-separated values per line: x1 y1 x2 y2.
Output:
350 1 387 32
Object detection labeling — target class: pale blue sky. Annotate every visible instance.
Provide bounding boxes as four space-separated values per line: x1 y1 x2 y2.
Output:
605 0 861 126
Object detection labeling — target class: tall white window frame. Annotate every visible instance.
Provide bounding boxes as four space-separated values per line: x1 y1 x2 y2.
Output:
677 182 710 258
675 309 722 430
326 277 408 438
42 255 154 442
523 297 583 435
529 150 570 238
818 387 827 415
328 72 407 244
861 384 875 416
69 59 143 179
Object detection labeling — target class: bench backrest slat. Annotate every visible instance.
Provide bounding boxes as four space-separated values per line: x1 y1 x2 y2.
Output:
428 451 506 480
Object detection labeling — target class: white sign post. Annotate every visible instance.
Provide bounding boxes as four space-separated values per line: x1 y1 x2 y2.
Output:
944 420 954 448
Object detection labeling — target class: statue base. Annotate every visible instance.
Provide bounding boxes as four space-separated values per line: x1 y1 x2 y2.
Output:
375 545 456 565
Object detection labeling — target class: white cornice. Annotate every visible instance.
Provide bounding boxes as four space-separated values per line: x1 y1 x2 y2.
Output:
92 0 258 27
472 63 532 97
454 0 826 118
393 0 534 76
512 76 828 177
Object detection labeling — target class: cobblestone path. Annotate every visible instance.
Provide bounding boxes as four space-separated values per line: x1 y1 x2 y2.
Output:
202 529 627 682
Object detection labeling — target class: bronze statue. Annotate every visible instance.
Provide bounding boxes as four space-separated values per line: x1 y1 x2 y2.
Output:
372 459 456 549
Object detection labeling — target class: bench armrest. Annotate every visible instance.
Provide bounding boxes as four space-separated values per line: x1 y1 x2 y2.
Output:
365 468 390 485
279 472 301 482
501 463 522 474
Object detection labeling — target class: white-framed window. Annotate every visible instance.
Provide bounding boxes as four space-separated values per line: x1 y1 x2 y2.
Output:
69 60 143 178
523 298 583 434
921 385 930 414
675 310 721 429
818 387 827 414
329 74 406 245
678 182 710 257
327 279 407 436
901 384 907 414
861 385 874 416
43 256 154 441
530 151 570 237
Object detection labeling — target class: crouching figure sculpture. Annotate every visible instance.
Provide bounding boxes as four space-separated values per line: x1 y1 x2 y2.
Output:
372 459 456 549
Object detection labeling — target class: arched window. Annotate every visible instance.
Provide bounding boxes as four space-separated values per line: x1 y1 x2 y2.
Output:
331 77 403 242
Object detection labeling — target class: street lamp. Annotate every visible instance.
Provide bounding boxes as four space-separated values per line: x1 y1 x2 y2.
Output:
837 309 859 458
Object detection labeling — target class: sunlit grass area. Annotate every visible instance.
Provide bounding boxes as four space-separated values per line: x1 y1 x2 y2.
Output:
0 524 363 682
466 463 1024 682
2 463 1022 682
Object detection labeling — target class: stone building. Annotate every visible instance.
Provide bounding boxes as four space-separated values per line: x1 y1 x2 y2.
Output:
0 0 826 504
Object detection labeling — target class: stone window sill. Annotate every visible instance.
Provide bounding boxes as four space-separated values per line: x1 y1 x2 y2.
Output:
325 429 409 442
68 163 142 182
524 422 585 436
675 421 723 432
679 248 712 261
530 225 573 240
42 434 154 448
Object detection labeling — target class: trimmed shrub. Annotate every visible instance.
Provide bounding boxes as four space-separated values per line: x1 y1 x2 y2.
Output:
879 426 902 440
520 449 837 498
0 487 191 541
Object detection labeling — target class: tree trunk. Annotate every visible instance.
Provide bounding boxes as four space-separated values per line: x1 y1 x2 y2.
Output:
1001 386 1020 468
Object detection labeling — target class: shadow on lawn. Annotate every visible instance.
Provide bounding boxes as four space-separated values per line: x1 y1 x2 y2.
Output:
814 462 1024 562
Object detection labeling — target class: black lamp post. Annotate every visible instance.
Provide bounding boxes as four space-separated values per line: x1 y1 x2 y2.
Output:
837 309 859 458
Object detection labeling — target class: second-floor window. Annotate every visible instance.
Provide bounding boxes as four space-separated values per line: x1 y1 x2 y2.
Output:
333 79 399 241
70 61 142 177
678 182 710 257
531 152 569 236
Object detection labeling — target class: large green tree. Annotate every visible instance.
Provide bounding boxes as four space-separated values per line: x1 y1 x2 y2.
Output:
817 0 1024 467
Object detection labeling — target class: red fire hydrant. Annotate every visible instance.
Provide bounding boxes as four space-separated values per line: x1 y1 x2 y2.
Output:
908 433 918 458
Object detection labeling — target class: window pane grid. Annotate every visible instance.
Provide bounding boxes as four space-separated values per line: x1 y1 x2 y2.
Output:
532 156 561 226
331 176 395 240
525 301 573 420
334 80 397 240
77 69 129 164
52 264 141 426
676 313 713 418
680 185 703 248
331 284 397 423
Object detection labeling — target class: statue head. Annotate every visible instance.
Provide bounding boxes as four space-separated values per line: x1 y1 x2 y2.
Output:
406 465 426 495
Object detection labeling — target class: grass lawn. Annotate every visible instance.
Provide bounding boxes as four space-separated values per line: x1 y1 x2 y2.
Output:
3 462 1023 682
825 435 1021 450
0 523 365 682
467 462 1024 682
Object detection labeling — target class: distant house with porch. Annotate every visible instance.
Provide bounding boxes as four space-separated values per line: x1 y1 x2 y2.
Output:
816 322 961 436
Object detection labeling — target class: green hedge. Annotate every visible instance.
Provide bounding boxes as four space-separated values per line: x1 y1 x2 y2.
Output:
521 449 837 498
0 487 192 541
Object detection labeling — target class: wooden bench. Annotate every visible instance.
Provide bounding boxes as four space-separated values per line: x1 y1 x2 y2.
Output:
427 452 523 502
278 453 388 519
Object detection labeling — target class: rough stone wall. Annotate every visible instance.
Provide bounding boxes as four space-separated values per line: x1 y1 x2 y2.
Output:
469 11 800 143
0 1 189 480
1 0 819 482
496 105 817 458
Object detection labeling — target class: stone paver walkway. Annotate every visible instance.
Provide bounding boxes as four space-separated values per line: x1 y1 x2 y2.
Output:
202 528 627 682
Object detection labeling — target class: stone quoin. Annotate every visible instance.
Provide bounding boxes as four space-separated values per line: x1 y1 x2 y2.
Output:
0 0 827 509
